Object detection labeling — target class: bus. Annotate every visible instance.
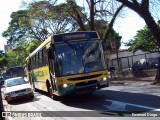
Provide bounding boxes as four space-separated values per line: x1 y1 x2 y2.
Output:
0 66 25 86
25 31 109 99
5 66 25 78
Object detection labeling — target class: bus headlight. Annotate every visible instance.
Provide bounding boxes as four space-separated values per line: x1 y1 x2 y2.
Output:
103 77 107 81
63 84 68 88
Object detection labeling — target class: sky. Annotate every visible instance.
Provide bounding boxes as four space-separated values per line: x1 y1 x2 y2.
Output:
0 0 146 51
0 0 22 51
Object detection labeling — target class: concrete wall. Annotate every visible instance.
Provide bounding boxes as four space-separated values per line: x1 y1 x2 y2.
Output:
115 69 157 78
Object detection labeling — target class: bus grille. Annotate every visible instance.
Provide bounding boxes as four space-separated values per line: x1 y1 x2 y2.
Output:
67 74 102 81
75 80 97 86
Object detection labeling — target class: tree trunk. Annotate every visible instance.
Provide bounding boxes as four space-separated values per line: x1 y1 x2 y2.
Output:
103 4 124 41
115 0 160 83
154 58 160 83
140 12 160 83
89 0 95 31
140 12 160 47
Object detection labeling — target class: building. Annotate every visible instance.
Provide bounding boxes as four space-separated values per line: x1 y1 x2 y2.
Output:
108 49 160 70
4 45 12 53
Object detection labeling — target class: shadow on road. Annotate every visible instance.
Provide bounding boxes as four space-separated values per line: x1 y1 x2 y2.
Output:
60 89 160 112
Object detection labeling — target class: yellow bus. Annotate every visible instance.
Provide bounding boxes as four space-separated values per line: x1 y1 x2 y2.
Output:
25 31 109 99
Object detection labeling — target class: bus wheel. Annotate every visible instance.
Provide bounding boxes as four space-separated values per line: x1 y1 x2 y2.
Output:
47 82 58 100
49 87 54 99
47 82 53 98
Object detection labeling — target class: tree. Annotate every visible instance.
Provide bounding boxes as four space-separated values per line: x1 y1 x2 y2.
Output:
65 0 124 39
6 38 41 68
6 40 28 68
2 10 29 45
26 1 78 41
3 0 124 51
127 26 158 52
0 51 7 72
62 0 124 52
2 1 78 44
26 39 42 53
116 0 160 47
116 0 160 83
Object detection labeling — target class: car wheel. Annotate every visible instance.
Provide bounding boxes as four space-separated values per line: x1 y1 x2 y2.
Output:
29 94 34 100
6 98 12 104
47 83 58 100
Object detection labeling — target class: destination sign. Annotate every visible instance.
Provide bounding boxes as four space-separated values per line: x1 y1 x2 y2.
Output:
53 31 99 43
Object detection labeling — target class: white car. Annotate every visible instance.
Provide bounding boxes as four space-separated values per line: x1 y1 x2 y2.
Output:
2 77 34 103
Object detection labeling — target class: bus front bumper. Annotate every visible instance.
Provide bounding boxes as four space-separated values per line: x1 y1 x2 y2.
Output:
97 79 109 89
57 83 97 96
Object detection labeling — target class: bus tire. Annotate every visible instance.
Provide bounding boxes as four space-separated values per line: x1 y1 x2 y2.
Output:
46 82 58 100
46 82 53 98
49 87 54 99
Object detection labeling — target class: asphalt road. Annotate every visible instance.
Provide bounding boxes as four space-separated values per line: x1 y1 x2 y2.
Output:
2 84 160 120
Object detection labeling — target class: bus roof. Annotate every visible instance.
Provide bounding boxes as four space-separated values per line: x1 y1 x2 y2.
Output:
25 36 53 61
26 31 99 61
53 31 99 43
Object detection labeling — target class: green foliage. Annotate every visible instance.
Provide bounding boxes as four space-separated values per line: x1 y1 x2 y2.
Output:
111 30 122 50
82 19 122 51
0 51 8 71
0 38 42 70
127 26 158 52
6 40 28 68
2 0 122 58
26 39 42 53
2 1 79 44
102 28 122 52
2 10 29 44
5 39 41 68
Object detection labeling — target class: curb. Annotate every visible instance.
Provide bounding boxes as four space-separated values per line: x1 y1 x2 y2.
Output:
3 100 12 120
110 81 126 85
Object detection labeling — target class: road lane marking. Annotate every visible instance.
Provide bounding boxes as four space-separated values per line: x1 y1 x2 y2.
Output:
104 99 160 111
104 101 126 111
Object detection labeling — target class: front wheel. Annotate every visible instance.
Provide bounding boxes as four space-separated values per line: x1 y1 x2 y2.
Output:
49 87 54 99
6 98 12 104
29 94 34 100
47 82 58 100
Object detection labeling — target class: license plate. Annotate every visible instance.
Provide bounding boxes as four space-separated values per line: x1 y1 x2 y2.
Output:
18 93 25 96
100 81 108 85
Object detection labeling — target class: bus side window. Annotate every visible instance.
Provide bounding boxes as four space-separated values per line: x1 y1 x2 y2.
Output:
42 48 48 66
48 49 54 59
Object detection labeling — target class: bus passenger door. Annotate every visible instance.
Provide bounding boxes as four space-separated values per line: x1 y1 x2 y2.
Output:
48 49 57 91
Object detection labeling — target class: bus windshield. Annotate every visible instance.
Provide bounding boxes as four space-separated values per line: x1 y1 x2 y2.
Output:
55 40 106 76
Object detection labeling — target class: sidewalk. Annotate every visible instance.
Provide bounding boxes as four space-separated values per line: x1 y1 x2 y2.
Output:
109 76 156 86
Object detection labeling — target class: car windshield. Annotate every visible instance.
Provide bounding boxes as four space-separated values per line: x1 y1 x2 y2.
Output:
55 40 106 76
6 78 27 87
